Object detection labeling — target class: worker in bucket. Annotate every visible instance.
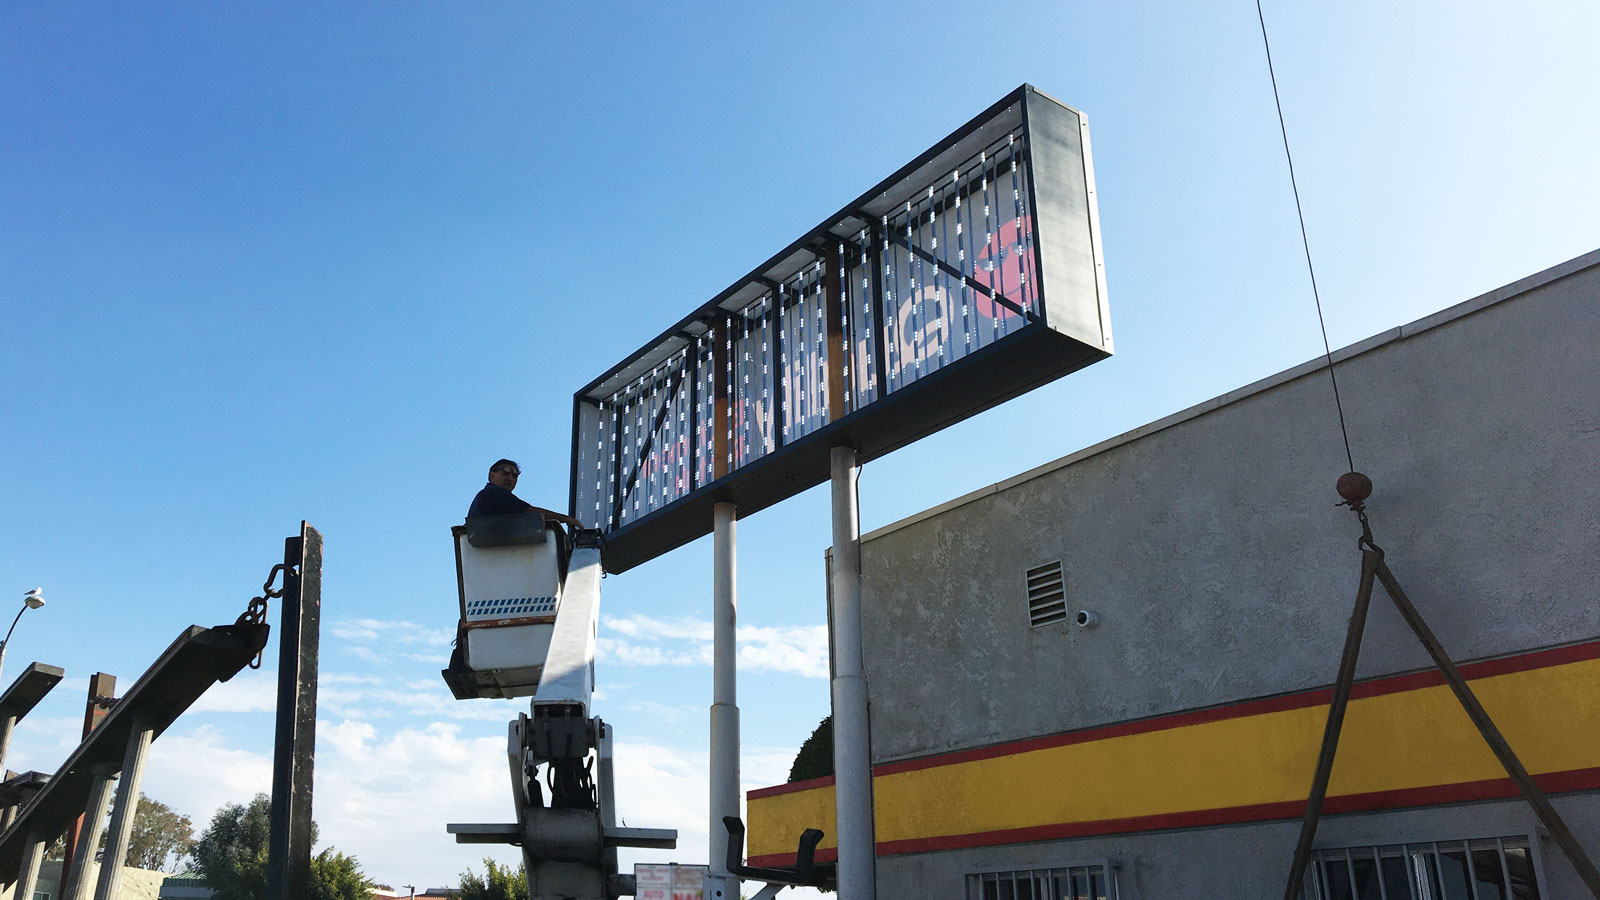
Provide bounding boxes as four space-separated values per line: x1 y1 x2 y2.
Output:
468 458 582 526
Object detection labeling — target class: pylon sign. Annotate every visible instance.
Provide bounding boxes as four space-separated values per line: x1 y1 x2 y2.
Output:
571 84 1112 572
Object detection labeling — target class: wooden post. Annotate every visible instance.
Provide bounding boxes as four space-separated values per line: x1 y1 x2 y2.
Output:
94 719 154 900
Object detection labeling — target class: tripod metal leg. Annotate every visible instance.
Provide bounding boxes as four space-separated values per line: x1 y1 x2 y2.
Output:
1283 548 1380 900
1373 557 1600 896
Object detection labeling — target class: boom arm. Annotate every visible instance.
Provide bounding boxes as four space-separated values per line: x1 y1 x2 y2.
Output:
533 535 602 714
448 528 676 900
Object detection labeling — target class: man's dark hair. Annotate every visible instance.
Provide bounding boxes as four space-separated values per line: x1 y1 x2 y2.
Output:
489 458 520 476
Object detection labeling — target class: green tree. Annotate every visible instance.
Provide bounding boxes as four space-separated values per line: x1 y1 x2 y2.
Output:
309 849 370 900
191 794 369 900
788 716 833 782
44 793 196 872
128 794 197 872
787 718 839 893
458 857 528 900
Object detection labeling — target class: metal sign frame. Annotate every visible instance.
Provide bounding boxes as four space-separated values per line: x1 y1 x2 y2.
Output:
571 84 1111 572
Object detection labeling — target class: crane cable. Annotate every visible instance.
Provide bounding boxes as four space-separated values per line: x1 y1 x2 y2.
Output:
1254 0 1356 475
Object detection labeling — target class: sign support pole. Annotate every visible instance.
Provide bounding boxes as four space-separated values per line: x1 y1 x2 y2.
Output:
707 311 742 900
829 446 875 900
708 502 741 900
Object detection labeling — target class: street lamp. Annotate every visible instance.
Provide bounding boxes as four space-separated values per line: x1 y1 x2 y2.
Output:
0 588 47 685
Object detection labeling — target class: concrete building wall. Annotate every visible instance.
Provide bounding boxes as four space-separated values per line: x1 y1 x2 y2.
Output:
0 860 170 900
874 796 1600 899
860 251 1600 763
846 250 1600 896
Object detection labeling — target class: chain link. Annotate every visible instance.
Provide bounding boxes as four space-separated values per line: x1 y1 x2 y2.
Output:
238 563 289 669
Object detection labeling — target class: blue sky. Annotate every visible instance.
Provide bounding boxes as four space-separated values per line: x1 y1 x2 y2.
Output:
3 1 1598 890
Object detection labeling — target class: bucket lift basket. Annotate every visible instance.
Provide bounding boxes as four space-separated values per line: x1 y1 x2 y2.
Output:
442 513 568 700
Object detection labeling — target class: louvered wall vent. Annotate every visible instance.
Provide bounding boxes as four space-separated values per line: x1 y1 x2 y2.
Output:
1026 561 1067 627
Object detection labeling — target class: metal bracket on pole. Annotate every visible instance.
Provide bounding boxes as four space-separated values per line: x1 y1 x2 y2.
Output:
721 815 825 888
266 522 322 900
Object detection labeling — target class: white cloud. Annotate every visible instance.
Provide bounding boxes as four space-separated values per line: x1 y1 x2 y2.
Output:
189 672 279 713
321 673 386 686
317 678 521 722
2 715 95 771
606 617 712 642
620 700 698 727
330 618 453 647
142 725 275 817
597 638 711 668
598 616 828 678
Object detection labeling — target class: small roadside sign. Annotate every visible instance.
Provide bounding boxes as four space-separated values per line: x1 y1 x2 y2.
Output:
634 863 708 900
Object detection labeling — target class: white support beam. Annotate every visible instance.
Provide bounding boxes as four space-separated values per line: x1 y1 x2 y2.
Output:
15 829 46 900
63 766 117 900
94 720 154 900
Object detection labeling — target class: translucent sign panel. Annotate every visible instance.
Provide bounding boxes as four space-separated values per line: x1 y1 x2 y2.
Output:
572 85 1111 572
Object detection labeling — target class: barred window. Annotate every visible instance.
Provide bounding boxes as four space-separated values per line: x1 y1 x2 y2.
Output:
1303 834 1542 900
966 861 1118 900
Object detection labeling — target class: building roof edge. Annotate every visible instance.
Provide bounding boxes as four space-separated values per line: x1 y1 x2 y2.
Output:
861 247 1600 544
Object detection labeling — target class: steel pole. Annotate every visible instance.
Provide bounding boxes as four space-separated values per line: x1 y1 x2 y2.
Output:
829 446 875 900
267 523 322 900
707 501 741 900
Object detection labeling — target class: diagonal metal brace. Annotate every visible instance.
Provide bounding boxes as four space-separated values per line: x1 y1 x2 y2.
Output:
855 209 1033 321
1284 547 1600 898
611 363 689 529
1372 555 1600 895
722 815 826 887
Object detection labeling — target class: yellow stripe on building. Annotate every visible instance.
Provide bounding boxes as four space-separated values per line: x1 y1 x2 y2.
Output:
746 656 1600 859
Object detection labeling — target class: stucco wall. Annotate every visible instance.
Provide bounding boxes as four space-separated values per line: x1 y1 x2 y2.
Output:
858 251 1600 765
874 796 1600 899
846 251 1600 895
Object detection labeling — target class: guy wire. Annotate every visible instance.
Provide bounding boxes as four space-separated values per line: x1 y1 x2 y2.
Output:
1255 0 1356 474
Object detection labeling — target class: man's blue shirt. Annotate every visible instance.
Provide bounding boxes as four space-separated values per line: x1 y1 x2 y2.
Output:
468 483 534 518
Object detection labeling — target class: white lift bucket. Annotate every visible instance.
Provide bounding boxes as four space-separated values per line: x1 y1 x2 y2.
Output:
442 513 566 700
